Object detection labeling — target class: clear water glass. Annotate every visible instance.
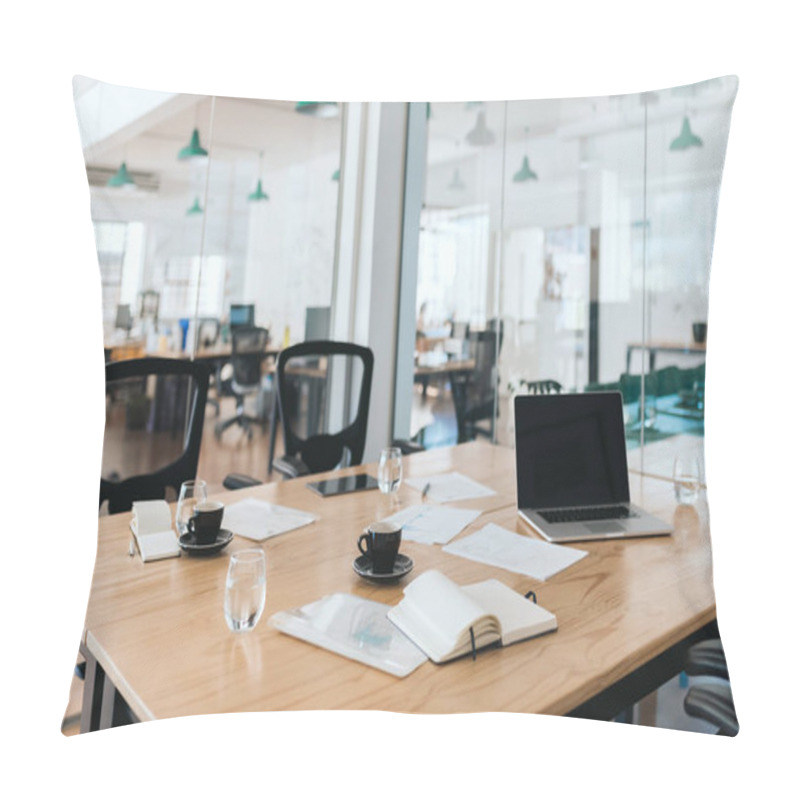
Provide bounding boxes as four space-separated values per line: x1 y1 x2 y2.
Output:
224 549 267 633
378 447 403 494
673 455 701 505
176 479 208 536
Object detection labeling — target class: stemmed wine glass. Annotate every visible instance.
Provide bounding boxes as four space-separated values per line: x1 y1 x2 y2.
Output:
377 447 403 495
176 479 208 537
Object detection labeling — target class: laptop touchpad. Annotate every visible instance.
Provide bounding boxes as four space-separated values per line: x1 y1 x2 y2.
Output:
584 521 626 535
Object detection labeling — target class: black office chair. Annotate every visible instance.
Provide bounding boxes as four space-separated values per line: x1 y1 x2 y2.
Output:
214 326 270 441
523 379 562 395
682 638 739 736
223 340 374 487
451 330 500 443
99 357 210 515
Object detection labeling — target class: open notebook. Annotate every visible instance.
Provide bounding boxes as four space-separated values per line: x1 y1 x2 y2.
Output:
387 570 557 664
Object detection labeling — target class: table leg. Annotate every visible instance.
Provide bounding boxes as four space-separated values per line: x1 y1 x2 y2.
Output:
79 646 104 734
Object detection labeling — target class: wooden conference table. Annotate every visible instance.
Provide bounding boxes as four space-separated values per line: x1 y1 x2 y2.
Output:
79 440 716 731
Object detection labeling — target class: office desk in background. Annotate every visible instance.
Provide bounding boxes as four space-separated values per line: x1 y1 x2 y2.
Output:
626 340 707 373
79 441 716 731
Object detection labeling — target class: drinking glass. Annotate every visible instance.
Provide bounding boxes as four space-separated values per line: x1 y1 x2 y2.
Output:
673 455 701 505
176 479 208 536
224 549 267 633
377 447 403 494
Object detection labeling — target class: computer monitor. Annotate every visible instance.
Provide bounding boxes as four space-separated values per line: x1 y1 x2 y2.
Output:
230 304 255 329
304 306 331 341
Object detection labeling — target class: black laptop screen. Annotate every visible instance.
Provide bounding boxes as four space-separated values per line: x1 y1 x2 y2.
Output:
514 392 631 509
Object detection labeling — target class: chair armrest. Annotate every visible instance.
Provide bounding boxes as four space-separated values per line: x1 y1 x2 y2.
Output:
391 439 425 455
685 639 729 680
683 683 739 736
273 455 311 479
223 473 264 490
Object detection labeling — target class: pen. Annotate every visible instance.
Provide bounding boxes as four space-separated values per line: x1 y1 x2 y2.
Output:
421 482 431 500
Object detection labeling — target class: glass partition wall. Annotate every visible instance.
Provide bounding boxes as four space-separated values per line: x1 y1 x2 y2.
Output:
405 78 737 478
76 78 342 497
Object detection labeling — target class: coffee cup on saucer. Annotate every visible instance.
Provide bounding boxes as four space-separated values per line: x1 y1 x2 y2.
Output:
188 501 224 545
358 521 402 574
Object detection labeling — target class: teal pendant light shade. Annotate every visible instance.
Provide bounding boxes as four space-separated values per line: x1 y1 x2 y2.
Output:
448 168 466 191
331 167 340 182
248 178 269 202
178 128 208 160
295 101 339 118
670 116 703 150
466 111 495 146
186 197 203 215
513 155 538 183
107 161 135 188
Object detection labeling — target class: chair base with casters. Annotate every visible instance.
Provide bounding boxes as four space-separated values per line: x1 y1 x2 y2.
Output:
214 394 265 441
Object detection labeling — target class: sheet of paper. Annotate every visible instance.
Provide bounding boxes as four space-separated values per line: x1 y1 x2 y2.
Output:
442 523 587 581
223 497 316 542
379 504 482 545
406 472 496 503
134 529 181 562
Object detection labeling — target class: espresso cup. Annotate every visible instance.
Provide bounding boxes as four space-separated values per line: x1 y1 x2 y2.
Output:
188 500 224 545
358 521 402 574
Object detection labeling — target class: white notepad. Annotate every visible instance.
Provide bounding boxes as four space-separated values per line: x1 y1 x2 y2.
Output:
406 472 496 503
442 523 587 581
130 500 181 562
223 497 316 542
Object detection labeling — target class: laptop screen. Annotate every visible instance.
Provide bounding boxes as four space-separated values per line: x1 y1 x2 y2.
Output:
514 392 631 509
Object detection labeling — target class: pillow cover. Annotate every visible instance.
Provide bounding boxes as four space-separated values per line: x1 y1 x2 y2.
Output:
67 76 737 736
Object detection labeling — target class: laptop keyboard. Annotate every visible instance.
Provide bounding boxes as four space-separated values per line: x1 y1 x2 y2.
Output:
540 505 636 524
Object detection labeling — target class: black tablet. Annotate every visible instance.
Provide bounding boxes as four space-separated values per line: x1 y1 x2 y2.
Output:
306 474 379 497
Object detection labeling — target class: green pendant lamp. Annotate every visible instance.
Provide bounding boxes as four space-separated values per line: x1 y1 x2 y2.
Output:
331 167 340 182
186 197 203 216
513 156 538 182
248 179 269 202
448 168 466 191
248 152 270 202
107 161 135 188
178 128 209 160
513 127 538 182
295 101 339 118
669 116 703 150
466 110 495 146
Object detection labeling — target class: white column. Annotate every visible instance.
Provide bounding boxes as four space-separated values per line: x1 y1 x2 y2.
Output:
331 102 410 462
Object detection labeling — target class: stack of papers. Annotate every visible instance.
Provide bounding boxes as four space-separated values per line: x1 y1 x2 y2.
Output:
443 523 587 581
406 472 496 503
223 497 316 542
378 504 482 545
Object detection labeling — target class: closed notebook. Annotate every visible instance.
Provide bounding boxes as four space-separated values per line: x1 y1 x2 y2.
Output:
130 500 181 562
387 569 557 664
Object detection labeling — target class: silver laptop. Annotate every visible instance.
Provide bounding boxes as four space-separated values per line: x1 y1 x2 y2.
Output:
514 392 672 543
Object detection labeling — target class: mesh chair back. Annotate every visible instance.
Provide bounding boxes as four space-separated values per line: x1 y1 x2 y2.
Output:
451 330 499 442
231 326 269 391
100 357 209 514
276 340 374 474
